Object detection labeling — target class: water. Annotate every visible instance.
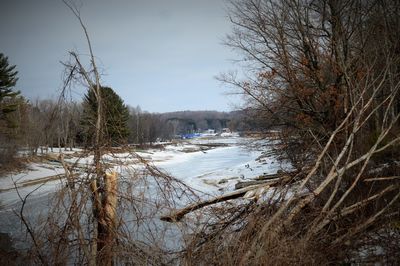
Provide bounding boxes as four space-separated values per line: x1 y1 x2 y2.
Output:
162 146 260 180
0 137 272 256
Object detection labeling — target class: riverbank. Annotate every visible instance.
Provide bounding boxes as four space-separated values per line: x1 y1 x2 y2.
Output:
0 136 285 261
0 136 284 208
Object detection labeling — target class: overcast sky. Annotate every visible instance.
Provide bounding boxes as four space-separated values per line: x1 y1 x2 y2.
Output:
0 0 240 113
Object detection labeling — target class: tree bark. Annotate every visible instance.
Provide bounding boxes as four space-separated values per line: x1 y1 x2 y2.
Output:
161 184 269 222
97 172 118 266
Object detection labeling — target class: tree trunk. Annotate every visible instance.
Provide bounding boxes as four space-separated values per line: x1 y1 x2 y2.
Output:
97 172 118 266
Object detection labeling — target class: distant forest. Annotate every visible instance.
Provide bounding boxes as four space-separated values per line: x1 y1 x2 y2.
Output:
1 85 259 162
1 50 260 162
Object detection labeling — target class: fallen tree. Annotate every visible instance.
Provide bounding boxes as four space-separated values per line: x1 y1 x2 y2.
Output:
161 172 298 222
161 184 269 222
181 0 400 264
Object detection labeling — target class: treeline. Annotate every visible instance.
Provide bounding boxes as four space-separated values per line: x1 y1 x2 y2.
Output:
0 52 254 165
1 98 252 156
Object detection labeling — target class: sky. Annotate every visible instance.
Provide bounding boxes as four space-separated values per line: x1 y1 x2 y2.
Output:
0 0 240 113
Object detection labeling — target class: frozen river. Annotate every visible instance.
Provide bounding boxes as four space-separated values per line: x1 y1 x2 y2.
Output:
156 137 282 192
0 137 281 253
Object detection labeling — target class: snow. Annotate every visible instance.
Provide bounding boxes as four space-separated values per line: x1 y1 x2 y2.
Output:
0 136 286 209
0 163 65 207
0 136 293 254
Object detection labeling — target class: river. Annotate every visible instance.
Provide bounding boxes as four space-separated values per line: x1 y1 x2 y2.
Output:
0 137 279 255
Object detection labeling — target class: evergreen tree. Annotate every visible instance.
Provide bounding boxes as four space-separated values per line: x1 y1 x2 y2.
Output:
0 53 20 118
81 86 129 146
0 53 23 164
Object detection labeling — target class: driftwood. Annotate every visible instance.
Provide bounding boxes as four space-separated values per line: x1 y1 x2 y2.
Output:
255 173 281 180
160 184 268 222
235 178 279 189
255 171 291 180
236 173 293 189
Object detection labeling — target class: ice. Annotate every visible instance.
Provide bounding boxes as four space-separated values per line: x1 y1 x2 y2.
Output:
0 163 65 207
0 137 284 208
0 136 289 253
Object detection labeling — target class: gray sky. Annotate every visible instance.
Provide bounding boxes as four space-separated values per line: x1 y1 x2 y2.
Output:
0 0 238 112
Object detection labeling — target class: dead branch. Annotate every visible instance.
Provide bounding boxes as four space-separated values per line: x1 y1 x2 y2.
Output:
234 175 291 189
311 184 400 235
364 176 400 182
13 180 47 264
160 184 267 222
332 190 400 245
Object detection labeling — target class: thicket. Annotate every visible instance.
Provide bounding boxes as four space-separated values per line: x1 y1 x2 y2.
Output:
188 0 400 264
4 0 400 264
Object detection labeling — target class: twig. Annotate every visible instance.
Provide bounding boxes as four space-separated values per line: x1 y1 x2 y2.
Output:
364 176 400 182
13 180 47 265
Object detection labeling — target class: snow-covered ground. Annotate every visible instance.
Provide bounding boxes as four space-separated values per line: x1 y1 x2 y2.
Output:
0 136 288 253
0 136 285 209
0 162 66 207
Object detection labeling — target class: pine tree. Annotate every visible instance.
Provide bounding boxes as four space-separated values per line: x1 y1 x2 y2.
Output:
0 53 23 164
0 53 20 117
81 86 129 146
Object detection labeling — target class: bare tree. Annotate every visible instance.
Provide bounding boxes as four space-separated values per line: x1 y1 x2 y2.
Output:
60 1 113 264
13 2 200 265
172 0 400 264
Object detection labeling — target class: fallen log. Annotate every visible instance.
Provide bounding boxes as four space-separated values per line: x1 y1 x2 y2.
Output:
255 171 287 180
160 184 268 222
235 178 281 189
255 174 280 180
237 174 293 189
